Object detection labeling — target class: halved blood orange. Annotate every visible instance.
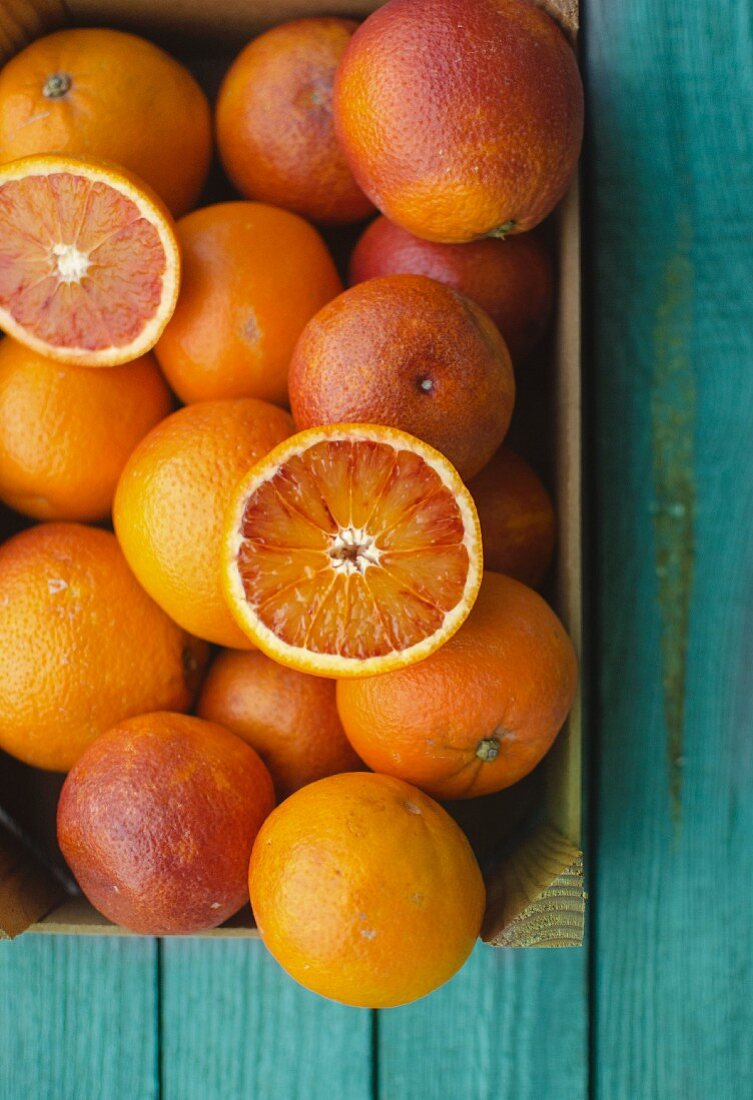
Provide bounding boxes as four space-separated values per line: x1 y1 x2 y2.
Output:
0 155 180 367
223 424 483 677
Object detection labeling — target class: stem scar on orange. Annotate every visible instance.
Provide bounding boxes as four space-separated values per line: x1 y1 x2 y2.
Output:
0 155 180 366
336 571 578 798
222 424 483 677
0 27 211 217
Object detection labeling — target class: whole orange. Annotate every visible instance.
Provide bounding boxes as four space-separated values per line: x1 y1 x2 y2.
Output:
0 28 211 217
0 337 172 522
467 447 556 587
249 771 485 1007
154 202 342 406
333 0 583 242
337 571 577 799
216 18 373 225
197 649 363 799
0 524 207 772
113 398 294 648
349 217 555 365
288 275 514 480
58 712 275 934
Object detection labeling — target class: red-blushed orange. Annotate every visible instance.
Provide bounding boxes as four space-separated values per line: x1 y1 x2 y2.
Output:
216 18 373 225
57 712 275 934
348 216 555 365
333 0 583 242
288 275 514 480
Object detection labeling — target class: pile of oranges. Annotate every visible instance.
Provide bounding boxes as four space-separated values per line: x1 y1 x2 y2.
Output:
0 0 582 1009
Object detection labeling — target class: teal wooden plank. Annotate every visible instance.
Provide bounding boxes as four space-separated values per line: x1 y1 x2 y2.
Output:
0 935 158 1100
160 938 373 1100
378 942 587 1099
588 0 753 1096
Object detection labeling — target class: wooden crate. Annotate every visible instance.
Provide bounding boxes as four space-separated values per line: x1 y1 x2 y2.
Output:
0 0 584 946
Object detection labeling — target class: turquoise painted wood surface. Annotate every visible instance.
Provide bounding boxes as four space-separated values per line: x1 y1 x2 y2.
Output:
377 942 586 1099
3 0 753 1097
589 0 753 1097
159 939 374 1100
0 937 158 1099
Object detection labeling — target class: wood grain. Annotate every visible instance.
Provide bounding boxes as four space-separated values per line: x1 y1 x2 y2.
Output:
0 823 65 939
159 939 373 1100
378 943 587 1099
588 0 753 1095
0 936 158 1099
482 825 585 946
0 0 66 63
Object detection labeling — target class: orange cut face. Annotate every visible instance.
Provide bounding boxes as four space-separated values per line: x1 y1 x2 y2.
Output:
0 155 180 366
223 425 483 677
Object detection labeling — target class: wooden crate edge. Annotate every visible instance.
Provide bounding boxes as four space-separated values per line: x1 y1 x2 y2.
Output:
0 822 66 939
481 822 585 948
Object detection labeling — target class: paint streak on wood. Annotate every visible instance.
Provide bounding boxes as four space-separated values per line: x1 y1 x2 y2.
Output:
651 211 695 833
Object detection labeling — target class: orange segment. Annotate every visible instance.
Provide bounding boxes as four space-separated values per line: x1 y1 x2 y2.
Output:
0 155 180 366
223 424 482 677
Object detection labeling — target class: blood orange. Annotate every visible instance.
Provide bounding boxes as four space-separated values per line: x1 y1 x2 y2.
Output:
0 155 180 366
223 424 482 677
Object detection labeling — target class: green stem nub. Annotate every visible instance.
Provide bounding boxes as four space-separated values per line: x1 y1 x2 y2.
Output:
475 736 500 762
487 220 516 240
43 72 72 99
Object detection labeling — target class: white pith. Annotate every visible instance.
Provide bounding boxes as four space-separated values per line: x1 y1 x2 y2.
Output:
328 526 381 574
224 425 483 678
52 242 90 283
0 158 180 367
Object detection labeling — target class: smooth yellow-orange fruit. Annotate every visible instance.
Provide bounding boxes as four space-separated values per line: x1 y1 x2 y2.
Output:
113 399 294 648
0 28 211 216
0 337 172 521
154 202 342 405
249 771 486 1007
0 523 207 772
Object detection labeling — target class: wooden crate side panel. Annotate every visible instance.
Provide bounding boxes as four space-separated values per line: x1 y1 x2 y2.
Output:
0 0 65 62
0 823 64 938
